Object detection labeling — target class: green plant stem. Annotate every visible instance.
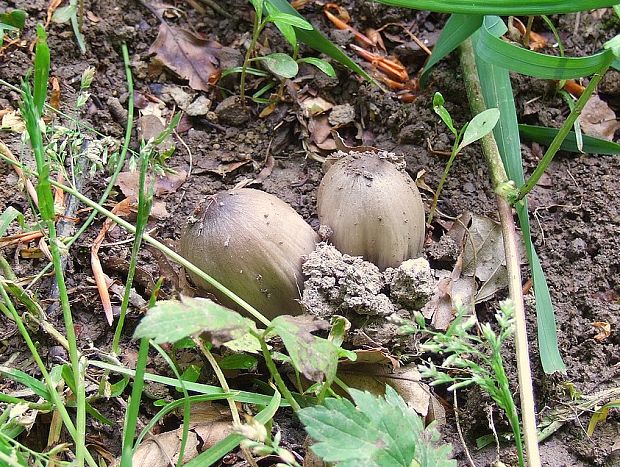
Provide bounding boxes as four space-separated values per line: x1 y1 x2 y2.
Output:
120 337 149 467
427 137 460 225
0 283 97 467
259 337 300 412
517 59 612 200
23 43 134 292
240 16 267 103
112 149 151 355
460 37 540 467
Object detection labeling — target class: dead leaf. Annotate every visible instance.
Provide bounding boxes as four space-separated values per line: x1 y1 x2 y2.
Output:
49 77 61 111
300 96 333 117
579 95 620 141
149 23 221 92
309 115 336 150
1 111 25 133
510 17 547 50
117 169 188 200
592 321 611 342
46 0 63 27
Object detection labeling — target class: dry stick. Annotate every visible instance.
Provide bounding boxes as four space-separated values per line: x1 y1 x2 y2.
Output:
459 38 541 467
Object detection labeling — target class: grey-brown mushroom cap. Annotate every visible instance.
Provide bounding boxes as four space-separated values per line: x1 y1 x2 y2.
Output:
179 188 319 320
317 153 425 270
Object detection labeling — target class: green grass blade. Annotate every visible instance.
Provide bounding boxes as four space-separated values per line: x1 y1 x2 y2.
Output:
33 25 49 116
475 18 616 79
89 360 289 406
373 0 618 15
266 0 373 82
519 124 620 155
183 389 281 467
420 14 483 87
472 26 566 373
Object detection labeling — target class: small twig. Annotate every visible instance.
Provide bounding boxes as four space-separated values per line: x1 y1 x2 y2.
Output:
460 38 540 467
454 391 476 467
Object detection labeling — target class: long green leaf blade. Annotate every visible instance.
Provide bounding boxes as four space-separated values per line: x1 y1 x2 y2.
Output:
519 124 620 155
374 0 618 15
475 20 616 79
266 0 373 82
420 14 483 87
472 26 566 373
33 25 50 116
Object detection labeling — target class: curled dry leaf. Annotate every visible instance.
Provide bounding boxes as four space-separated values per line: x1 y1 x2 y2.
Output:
150 23 221 92
579 95 620 141
592 321 611 342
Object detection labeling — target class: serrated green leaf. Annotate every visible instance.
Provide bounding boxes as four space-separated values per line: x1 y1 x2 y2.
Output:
297 57 336 77
267 12 312 30
133 296 254 345
421 14 483 87
270 315 338 383
457 107 499 151
518 124 620 155
255 52 299 78
299 386 456 467
266 0 373 82
373 0 618 14
475 16 615 79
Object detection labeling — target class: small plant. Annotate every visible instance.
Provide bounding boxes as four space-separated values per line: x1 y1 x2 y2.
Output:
427 92 500 225
414 300 524 466
51 0 86 54
233 0 336 104
0 9 26 47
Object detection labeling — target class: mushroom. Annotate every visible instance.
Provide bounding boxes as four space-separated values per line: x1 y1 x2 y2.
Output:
179 188 318 319
317 152 425 270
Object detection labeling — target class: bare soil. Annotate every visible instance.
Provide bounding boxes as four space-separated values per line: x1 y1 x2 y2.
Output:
1 0 619 465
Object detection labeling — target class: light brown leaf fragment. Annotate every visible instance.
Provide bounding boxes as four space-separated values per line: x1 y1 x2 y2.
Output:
579 95 620 141
592 321 611 342
149 24 221 92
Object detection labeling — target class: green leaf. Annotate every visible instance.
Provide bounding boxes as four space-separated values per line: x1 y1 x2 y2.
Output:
220 66 270 78
297 57 337 77
0 207 23 237
255 52 298 78
299 386 456 467
267 12 312 30
0 366 50 400
0 10 27 29
249 0 264 19
432 92 457 135
269 315 338 383
266 0 373 82
133 296 254 345
587 400 620 436
518 124 620 155
183 389 281 467
372 0 618 14
33 25 50 117
51 4 76 23
421 14 483 87
473 30 566 373
218 353 258 370
457 107 499 151
475 17 616 79
264 1 298 50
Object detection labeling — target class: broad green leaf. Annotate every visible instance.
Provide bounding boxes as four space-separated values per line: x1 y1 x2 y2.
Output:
264 1 298 50
266 0 373 82
51 4 76 23
518 124 620 155
432 92 457 135
33 25 50 117
269 315 338 383
457 107 499 151
133 296 254 345
0 10 27 29
299 386 456 467
0 207 23 237
420 14 483 87
183 389 281 467
255 52 299 78
373 0 618 14
473 30 566 373
267 12 312 30
475 17 616 79
218 353 258 370
297 57 337 77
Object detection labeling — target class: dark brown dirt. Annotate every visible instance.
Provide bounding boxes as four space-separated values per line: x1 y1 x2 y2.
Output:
1 0 619 465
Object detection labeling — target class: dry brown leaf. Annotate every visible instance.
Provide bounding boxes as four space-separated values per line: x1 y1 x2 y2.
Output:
149 23 221 92
46 0 63 27
309 115 336 150
579 95 620 141
1 111 25 133
49 77 61 111
117 169 188 200
592 321 612 342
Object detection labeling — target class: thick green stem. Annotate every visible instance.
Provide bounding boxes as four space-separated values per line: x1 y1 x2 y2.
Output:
517 59 612 200
460 38 540 467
